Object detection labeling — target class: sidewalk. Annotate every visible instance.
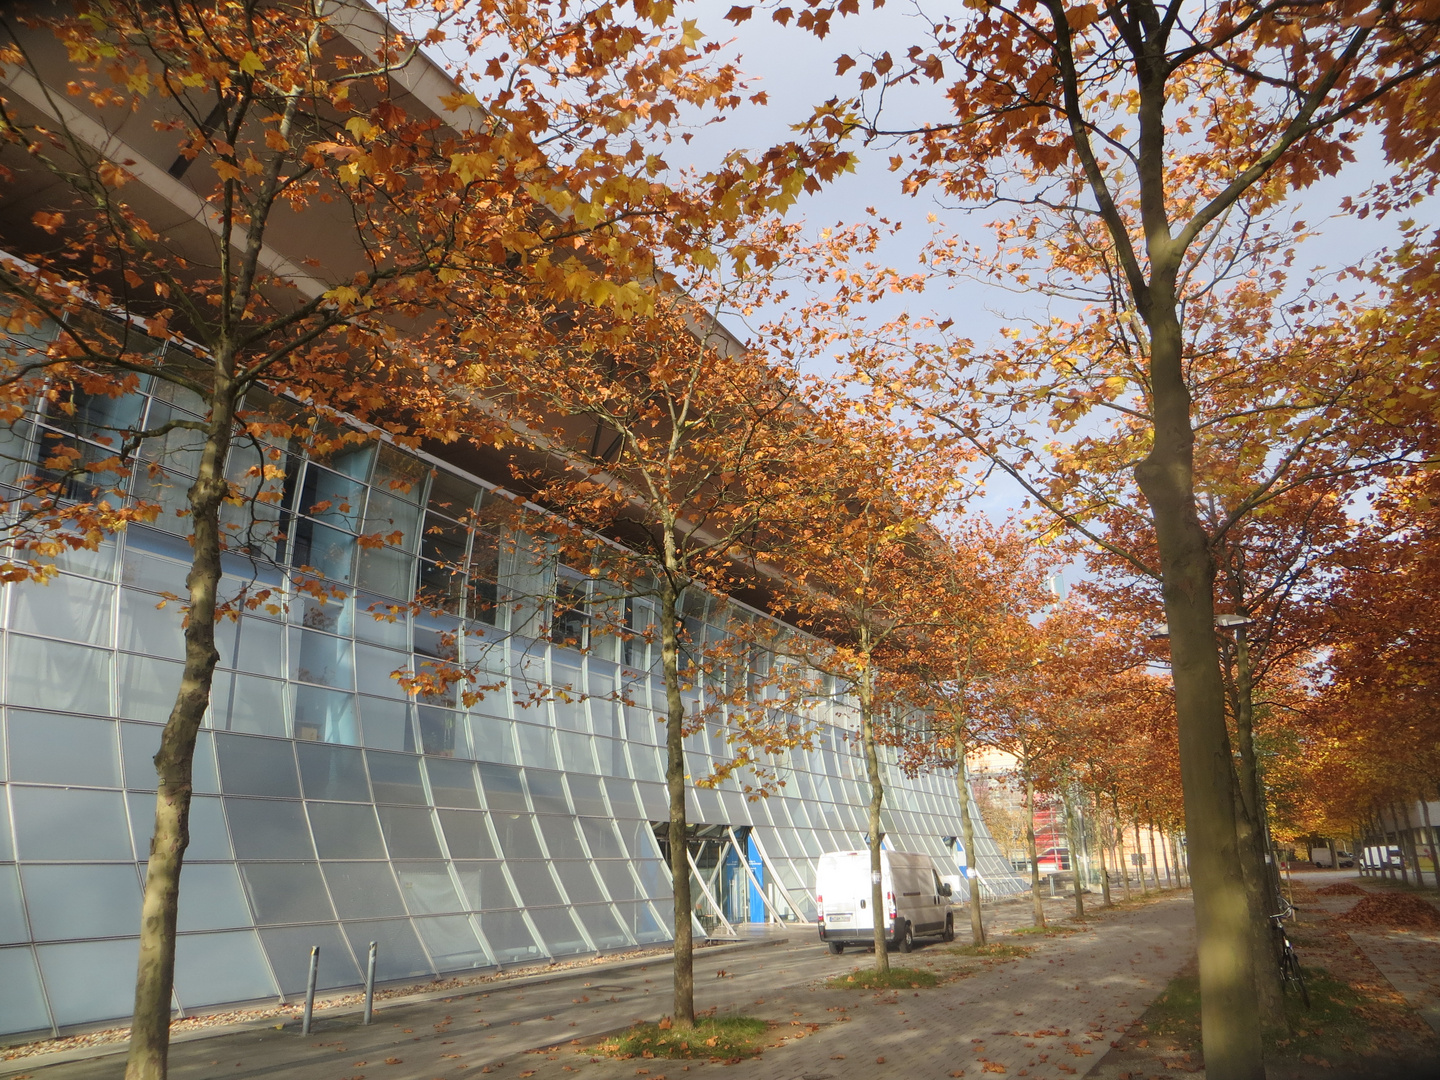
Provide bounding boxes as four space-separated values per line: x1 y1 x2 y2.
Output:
2 891 1196 1080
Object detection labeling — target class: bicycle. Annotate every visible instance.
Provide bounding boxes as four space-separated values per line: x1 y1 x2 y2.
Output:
1270 899 1310 1009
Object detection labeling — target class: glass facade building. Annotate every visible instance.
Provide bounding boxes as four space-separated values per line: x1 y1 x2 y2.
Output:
0 324 1027 1039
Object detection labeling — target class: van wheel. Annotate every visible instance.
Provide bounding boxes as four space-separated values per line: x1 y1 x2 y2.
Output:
898 923 914 953
827 941 844 955
942 915 955 943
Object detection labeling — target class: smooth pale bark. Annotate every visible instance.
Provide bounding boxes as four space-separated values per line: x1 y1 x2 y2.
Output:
1065 789 1084 920
659 574 695 1027
1025 775 1046 928
1160 828 1173 888
1391 804 1411 886
1147 818 1162 891
857 636 889 970
1095 797 1112 907
125 375 237 1080
1114 796 1132 902
1135 820 1150 896
955 731 986 945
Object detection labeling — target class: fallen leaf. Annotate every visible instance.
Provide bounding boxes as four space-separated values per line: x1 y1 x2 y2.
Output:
876 1056 886 1064
385 1059 402 1066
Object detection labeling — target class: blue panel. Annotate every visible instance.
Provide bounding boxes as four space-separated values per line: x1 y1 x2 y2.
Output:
747 833 765 923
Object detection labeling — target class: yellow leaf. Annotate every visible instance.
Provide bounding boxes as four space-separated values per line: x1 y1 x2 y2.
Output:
239 50 264 76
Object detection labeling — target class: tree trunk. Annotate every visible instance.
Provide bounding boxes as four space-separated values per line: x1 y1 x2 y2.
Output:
1114 795 1132 902
1135 819 1150 896
658 573 694 1027
1096 794 1112 907
125 378 237 1080
1135 267 1264 1074
1026 774 1045 928
1065 789 1084 920
955 728 986 945
1160 827 1174 888
1147 817 1162 892
858 641 890 970
1390 804 1410 885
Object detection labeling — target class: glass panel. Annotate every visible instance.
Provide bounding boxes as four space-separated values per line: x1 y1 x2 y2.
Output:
170 863 253 932
210 672 288 737
289 628 354 690
216 616 285 676
537 816 585 860
491 813 542 859
566 775 608 818
37 938 139 1025
619 820 663 862
6 636 111 716
574 904 632 950
0 792 10 862
506 861 562 906
0 946 51 1036
354 592 411 649
362 490 423 547
289 520 357 585
635 783 668 820
635 859 672 900
355 544 414 599
259 924 360 993
376 806 442 858
355 644 409 698
395 862 464 914
11 786 131 860
366 751 427 805
6 710 120 787
594 861 642 903
424 759 480 808
453 861 516 910
322 863 406 919
417 707 459 757
340 920 431 981
477 763 527 812
0 865 28 945
551 861 604 904
558 733 596 774
357 696 414 752
10 575 115 646
603 779 641 818
529 906 587 956
307 802 385 859
465 713 516 765
115 654 183 723
239 862 336 924
125 793 232 861
414 915 490 972
513 722 557 770
224 799 316 860
579 818 625 860
291 685 359 746
296 742 370 802
476 909 543 965
174 930 276 1007
437 809 495 860
520 771 565 816
215 734 300 798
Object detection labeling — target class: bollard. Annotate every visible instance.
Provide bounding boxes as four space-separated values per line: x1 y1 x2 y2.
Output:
301 946 319 1035
363 941 378 1024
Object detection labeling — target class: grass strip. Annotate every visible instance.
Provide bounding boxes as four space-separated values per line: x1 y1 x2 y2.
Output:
825 967 940 990
600 1016 769 1060
946 942 1033 959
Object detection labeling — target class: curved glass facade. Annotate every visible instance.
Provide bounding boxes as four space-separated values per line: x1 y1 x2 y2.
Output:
0 326 1026 1038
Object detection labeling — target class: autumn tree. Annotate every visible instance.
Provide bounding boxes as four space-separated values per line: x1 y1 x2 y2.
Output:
0 2 784 1073
729 0 1440 1068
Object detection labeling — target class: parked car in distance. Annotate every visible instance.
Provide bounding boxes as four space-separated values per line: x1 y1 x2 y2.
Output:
815 849 955 955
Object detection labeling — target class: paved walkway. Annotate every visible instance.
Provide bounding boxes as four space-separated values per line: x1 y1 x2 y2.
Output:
2 891 1197 1080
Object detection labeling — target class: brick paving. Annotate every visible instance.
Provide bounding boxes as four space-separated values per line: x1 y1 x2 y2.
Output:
2 888 1196 1080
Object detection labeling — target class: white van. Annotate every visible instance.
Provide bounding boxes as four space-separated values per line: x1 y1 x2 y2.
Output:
815 849 955 954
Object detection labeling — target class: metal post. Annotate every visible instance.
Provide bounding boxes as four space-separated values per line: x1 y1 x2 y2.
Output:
301 946 319 1035
363 941 378 1024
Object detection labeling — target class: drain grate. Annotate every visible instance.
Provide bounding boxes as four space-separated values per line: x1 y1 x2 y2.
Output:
591 985 633 992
